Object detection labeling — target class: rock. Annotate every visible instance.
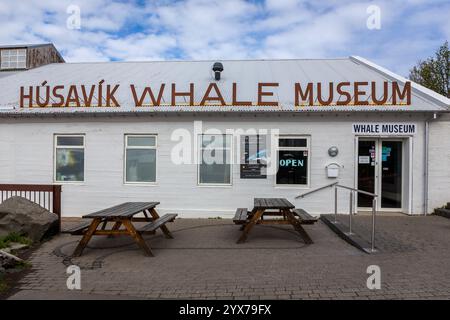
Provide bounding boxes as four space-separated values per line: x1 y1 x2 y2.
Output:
2 242 30 254
0 196 59 242
0 250 24 269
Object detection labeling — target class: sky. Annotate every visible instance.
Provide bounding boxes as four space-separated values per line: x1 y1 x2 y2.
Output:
0 0 448 77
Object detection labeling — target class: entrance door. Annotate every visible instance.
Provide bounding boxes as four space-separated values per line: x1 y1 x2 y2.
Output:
380 141 402 209
357 139 403 210
357 140 376 208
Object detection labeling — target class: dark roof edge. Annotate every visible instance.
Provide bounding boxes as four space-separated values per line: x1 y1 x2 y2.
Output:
0 109 447 119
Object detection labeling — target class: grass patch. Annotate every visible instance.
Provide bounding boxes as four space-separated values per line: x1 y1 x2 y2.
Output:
0 232 33 250
15 260 32 270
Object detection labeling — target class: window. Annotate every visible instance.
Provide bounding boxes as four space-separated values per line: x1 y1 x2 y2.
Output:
276 136 309 186
198 134 232 185
240 134 267 179
125 135 157 183
1 49 26 69
54 135 85 182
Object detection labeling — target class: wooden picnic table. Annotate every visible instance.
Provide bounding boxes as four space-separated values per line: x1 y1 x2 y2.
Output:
71 202 177 257
234 198 317 244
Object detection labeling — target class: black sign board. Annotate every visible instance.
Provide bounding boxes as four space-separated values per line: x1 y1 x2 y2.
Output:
240 135 267 179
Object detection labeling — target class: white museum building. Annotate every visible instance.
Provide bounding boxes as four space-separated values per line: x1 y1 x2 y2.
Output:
0 44 449 217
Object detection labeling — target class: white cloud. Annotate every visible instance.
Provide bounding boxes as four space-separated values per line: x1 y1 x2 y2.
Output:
0 0 447 76
103 33 177 61
64 46 109 62
151 0 260 59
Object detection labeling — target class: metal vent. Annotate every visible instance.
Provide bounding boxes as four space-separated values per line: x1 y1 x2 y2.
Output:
212 62 224 81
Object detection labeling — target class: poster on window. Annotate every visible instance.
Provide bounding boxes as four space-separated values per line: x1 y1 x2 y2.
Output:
240 135 267 179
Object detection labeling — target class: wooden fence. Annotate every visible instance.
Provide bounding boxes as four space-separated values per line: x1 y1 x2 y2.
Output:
0 184 62 232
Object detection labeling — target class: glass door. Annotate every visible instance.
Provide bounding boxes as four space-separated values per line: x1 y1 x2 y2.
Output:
380 141 402 209
357 140 377 208
357 139 403 210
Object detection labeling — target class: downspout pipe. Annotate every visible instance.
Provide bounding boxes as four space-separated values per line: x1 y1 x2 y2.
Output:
424 112 438 216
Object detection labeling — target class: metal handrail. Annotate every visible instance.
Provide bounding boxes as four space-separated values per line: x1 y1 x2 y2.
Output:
333 184 377 253
335 184 378 197
294 182 377 252
295 182 338 199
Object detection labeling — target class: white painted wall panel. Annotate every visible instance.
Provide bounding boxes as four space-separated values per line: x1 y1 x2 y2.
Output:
428 115 450 212
0 114 428 217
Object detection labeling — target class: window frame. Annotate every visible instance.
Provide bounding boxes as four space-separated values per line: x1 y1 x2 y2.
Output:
197 133 233 187
123 134 158 185
53 134 86 184
0 49 27 70
275 135 311 188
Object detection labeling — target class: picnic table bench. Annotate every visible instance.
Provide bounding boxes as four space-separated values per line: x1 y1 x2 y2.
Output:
292 208 318 224
234 198 318 244
67 202 177 257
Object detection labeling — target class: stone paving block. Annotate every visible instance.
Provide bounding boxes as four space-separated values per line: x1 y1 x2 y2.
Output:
5 217 450 300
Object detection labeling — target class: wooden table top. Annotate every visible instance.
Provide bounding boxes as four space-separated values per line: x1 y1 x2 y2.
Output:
253 198 295 210
83 202 160 219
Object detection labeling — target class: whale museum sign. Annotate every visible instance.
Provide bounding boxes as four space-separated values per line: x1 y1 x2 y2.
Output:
18 81 412 108
352 123 416 135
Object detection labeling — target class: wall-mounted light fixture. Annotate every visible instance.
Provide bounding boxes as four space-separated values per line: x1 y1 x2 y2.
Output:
328 146 339 157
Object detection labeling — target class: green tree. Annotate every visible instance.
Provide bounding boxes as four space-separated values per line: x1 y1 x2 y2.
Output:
409 41 449 98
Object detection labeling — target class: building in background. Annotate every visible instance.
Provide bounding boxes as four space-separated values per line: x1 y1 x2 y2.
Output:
0 43 64 78
0 44 449 218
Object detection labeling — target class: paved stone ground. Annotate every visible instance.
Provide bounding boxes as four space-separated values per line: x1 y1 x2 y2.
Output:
7 215 450 300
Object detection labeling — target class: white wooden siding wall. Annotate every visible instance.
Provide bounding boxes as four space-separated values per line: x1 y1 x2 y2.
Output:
0 113 432 217
428 114 450 213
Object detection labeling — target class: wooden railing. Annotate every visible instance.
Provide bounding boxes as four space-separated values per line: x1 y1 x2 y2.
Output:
0 184 62 232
